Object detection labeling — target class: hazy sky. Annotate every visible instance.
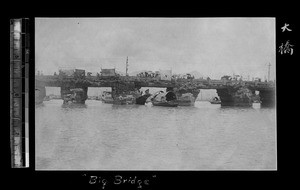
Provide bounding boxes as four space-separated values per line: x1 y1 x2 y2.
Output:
35 18 275 80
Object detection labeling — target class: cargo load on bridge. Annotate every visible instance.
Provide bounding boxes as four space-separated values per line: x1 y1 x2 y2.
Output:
100 68 116 76
59 68 75 76
99 68 120 80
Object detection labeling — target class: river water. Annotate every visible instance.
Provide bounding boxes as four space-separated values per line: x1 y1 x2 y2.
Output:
35 99 276 170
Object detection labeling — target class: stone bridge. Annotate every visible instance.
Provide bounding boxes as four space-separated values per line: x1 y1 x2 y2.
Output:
35 75 275 107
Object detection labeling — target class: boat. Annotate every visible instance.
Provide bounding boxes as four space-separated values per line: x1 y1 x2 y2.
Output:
102 91 137 105
209 97 221 104
135 89 152 105
136 94 152 105
177 93 195 106
145 91 164 103
115 95 136 105
63 88 86 104
101 91 114 104
152 91 179 107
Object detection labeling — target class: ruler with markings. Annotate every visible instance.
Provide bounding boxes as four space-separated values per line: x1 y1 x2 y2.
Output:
10 18 29 168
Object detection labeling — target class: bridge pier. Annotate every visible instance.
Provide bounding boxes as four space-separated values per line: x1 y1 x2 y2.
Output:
259 89 275 107
216 87 253 107
173 87 200 100
111 81 137 98
35 86 46 104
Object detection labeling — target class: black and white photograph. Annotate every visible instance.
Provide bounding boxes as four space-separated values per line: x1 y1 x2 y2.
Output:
35 18 276 170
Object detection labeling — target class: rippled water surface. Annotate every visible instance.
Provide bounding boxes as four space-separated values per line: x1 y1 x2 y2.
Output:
36 100 276 170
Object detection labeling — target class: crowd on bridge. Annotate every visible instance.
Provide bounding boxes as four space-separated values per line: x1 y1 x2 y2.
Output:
136 71 196 80
172 74 195 80
136 71 160 78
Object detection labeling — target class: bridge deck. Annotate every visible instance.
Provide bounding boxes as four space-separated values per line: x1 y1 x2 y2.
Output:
35 75 275 91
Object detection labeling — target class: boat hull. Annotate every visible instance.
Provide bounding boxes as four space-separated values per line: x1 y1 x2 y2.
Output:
136 94 151 105
152 101 178 107
209 100 221 104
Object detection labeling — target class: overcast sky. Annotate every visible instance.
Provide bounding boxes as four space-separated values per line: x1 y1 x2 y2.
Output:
35 18 275 80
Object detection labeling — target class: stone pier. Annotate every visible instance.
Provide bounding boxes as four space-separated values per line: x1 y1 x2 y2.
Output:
259 89 275 107
216 86 253 107
111 81 137 98
35 86 46 104
167 86 200 102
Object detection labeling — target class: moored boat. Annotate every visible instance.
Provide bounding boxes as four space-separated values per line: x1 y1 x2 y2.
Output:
63 88 86 104
145 90 164 103
152 91 179 107
209 97 221 104
135 89 151 105
101 91 114 104
115 95 136 105
102 91 137 105
136 94 152 105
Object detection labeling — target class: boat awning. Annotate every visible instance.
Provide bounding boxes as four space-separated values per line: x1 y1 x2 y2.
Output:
154 91 177 101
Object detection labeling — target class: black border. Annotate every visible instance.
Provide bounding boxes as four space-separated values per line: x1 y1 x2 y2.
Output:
5 7 296 189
